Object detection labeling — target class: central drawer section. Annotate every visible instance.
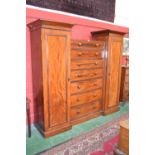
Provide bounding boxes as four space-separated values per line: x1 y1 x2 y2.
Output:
71 40 104 122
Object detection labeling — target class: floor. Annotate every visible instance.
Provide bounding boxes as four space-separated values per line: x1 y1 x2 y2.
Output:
26 102 129 155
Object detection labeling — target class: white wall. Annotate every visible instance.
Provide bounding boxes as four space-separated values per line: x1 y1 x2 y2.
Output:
114 0 129 27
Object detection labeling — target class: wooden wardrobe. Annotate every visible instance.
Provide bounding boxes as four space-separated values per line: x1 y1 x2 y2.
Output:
92 30 125 114
28 20 125 137
28 20 73 137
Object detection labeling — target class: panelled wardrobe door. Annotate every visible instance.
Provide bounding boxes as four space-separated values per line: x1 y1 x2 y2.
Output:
28 20 73 138
92 30 125 115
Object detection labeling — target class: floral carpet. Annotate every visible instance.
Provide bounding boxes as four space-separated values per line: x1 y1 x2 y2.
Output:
39 112 128 155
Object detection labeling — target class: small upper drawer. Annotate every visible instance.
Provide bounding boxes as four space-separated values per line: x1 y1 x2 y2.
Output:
71 101 101 120
71 40 104 49
71 78 102 94
71 50 102 59
71 89 102 106
71 69 103 81
71 59 103 70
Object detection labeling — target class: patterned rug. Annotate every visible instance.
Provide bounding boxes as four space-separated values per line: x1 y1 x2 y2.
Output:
39 113 128 155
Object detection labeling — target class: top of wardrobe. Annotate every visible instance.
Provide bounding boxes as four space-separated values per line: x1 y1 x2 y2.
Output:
27 19 74 31
91 29 127 36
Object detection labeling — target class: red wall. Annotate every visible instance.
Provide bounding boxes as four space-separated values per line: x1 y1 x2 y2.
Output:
26 7 129 124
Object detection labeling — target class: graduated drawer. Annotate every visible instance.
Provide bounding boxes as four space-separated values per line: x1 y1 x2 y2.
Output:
71 59 103 70
71 50 102 59
71 89 102 106
71 69 103 81
71 78 102 94
71 101 101 120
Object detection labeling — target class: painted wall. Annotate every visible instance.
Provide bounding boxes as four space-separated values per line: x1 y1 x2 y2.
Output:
26 6 128 124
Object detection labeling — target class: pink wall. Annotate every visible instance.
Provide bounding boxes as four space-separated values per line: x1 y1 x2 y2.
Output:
26 7 129 124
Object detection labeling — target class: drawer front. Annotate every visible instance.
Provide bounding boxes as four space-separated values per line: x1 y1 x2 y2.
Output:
71 59 103 70
71 69 103 81
72 40 103 49
71 101 101 120
71 50 102 59
71 78 102 94
71 89 102 106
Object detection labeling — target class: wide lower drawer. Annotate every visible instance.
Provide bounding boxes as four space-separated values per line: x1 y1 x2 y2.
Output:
71 101 102 120
71 59 103 70
71 69 103 81
71 50 102 59
71 89 102 106
71 78 102 94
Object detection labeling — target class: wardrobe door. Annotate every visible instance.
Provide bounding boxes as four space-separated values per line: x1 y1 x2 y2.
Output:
42 28 72 136
105 35 123 113
28 20 73 137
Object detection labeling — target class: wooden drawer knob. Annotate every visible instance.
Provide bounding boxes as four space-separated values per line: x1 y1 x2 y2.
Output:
78 52 82 56
77 98 80 102
96 43 100 47
92 106 96 109
95 52 99 56
77 85 80 89
93 72 97 75
78 42 82 46
77 73 81 77
76 111 81 115
93 95 97 97
95 61 98 65
94 83 97 86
